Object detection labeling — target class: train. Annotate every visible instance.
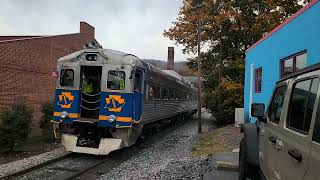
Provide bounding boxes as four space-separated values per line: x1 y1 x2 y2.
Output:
51 42 198 155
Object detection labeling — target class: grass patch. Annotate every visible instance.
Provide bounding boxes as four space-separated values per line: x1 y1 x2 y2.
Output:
192 126 240 157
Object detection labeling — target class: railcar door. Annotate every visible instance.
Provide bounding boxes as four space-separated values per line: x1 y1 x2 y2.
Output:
133 69 144 123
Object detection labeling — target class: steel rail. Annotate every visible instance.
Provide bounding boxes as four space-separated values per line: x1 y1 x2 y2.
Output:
0 153 73 180
61 157 110 180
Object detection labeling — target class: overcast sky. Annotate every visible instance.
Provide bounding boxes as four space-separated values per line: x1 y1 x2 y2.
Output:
0 0 192 62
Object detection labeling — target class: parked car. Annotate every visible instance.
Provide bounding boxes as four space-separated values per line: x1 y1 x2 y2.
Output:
239 63 320 180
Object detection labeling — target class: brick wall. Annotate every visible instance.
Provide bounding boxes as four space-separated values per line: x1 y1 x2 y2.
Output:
0 22 97 127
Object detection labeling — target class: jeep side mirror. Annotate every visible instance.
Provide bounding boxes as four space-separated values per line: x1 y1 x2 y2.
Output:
251 103 265 118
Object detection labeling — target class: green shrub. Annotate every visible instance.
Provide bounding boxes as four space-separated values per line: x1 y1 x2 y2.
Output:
39 102 54 142
0 98 33 152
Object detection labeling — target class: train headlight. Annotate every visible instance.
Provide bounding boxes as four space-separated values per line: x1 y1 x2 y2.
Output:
60 111 69 120
108 114 116 123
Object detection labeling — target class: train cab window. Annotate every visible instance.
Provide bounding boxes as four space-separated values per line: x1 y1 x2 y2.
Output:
60 69 74 87
169 89 175 100
161 88 168 100
107 70 125 90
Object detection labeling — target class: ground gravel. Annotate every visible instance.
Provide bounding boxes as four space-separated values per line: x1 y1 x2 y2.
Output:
0 148 67 178
99 116 213 180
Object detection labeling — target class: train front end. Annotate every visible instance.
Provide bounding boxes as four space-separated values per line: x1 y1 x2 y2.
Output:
52 47 143 155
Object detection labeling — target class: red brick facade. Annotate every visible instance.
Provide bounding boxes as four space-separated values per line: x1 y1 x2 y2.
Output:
0 22 98 127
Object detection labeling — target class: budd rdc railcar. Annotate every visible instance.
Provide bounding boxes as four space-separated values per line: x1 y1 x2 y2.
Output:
51 42 198 155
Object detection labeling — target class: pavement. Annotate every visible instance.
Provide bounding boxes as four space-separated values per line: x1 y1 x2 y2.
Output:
203 152 239 180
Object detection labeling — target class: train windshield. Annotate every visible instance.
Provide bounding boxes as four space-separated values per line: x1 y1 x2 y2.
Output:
107 70 125 90
60 69 74 87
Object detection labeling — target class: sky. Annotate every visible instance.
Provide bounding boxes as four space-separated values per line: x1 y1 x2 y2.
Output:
0 0 192 62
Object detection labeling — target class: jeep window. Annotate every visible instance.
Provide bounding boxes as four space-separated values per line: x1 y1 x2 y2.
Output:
268 86 287 124
60 69 74 87
287 78 319 134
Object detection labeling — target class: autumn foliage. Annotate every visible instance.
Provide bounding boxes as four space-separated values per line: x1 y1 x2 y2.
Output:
165 0 309 124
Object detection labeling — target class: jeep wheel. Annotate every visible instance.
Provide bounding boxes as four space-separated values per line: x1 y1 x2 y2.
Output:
239 138 258 180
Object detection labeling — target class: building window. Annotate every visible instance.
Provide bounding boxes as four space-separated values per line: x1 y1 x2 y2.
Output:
280 51 307 78
255 67 262 93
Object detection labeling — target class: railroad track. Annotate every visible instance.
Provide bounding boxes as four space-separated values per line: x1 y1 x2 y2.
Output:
0 153 111 180
0 116 193 180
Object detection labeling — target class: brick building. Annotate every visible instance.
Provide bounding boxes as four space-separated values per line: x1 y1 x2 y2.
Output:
0 21 98 127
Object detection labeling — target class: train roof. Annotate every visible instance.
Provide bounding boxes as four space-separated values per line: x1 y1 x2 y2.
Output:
57 48 197 91
58 48 141 66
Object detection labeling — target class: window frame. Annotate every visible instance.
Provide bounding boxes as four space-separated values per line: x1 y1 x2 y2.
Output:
286 76 319 135
280 50 307 78
255 67 262 93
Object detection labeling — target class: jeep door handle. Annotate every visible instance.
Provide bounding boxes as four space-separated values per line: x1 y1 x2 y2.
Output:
288 149 302 162
269 136 277 145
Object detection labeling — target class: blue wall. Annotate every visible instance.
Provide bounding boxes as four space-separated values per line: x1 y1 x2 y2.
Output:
244 0 320 123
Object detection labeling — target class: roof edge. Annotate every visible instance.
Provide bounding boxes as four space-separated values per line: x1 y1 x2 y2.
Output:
246 0 319 53
0 33 80 43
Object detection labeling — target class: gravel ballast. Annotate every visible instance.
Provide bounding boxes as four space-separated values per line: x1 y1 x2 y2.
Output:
99 117 212 180
0 148 67 178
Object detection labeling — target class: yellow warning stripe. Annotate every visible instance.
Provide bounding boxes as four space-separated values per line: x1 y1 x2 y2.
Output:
99 115 132 122
53 112 80 118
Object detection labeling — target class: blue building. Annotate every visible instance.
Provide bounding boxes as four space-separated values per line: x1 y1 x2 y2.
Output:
244 0 320 123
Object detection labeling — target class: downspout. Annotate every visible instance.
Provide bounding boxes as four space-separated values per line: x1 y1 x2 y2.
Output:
249 63 254 122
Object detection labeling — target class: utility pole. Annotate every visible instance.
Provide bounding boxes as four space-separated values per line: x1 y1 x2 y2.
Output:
217 29 223 125
192 0 203 133
197 17 202 133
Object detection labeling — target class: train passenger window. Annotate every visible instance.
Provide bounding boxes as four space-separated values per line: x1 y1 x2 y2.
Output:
134 69 143 93
60 69 74 87
161 88 168 100
107 70 125 90
148 85 154 99
183 93 187 100
169 89 175 100
175 90 180 100
154 86 161 99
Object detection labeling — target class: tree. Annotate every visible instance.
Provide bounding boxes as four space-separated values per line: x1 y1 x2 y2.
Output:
0 98 33 152
39 101 54 142
165 0 309 124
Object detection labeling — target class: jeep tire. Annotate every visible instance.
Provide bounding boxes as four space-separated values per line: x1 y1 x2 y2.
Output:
239 138 258 180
